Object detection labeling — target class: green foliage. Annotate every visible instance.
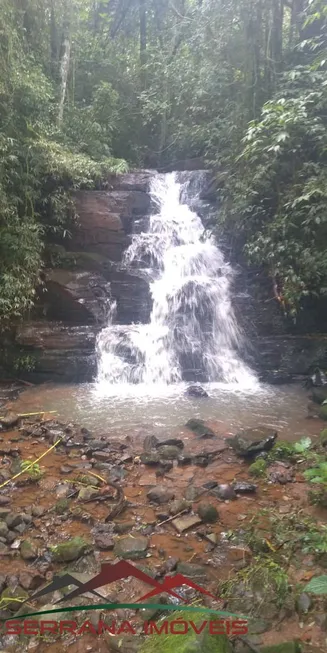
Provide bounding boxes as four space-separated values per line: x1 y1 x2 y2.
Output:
304 575 327 595
20 460 42 481
249 458 267 477
304 461 327 484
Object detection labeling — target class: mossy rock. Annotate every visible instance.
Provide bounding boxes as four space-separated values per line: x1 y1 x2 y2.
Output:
1 586 29 611
320 429 327 446
138 610 233 653
249 459 267 477
54 498 70 515
261 642 302 653
50 537 91 562
318 404 327 420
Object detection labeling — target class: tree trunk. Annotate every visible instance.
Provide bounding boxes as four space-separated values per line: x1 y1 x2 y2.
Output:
139 0 147 66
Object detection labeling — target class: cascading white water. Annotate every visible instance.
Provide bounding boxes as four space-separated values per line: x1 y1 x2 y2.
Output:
96 172 257 389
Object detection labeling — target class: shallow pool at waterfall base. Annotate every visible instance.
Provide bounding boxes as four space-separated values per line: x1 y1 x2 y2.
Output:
13 380 320 444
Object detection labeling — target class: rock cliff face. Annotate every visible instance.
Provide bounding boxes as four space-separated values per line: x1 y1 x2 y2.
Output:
5 169 327 383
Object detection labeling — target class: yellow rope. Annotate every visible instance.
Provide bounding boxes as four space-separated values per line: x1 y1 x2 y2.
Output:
85 470 107 484
0 410 58 419
0 438 62 490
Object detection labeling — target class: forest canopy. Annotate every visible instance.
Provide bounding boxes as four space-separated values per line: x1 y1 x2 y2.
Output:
0 0 326 322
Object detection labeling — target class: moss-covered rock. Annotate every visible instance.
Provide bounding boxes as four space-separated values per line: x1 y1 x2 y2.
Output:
249 459 267 477
20 539 38 560
50 537 91 562
197 503 219 523
320 428 327 446
319 404 327 420
1 586 29 611
138 610 233 653
54 498 70 515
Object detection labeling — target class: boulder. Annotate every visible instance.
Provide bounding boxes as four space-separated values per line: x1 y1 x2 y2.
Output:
147 486 175 504
0 412 20 429
50 537 91 562
197 503 219 523
233 481 257 494
310 386 327 405
227 427 278 457
20 539 38 560
113 535 148 560
185 419 216 439
185 385 209 398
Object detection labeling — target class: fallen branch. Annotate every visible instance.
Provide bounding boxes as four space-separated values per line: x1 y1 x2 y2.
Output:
0 438 62 490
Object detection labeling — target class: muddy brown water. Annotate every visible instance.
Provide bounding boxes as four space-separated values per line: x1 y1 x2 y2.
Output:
10 381 324 442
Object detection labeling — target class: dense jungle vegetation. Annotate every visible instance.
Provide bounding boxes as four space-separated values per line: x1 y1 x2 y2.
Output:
0 0 326 323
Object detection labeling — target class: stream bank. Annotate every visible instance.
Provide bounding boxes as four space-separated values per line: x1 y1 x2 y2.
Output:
0 387 326 653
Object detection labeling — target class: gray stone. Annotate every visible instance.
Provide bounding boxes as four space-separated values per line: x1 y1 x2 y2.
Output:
186 385 209 398
143 435 159 452
32 506 45 517
5 513 23 529
0 509 11 519
0 522 9 538
296 592 312 614
19 570 44 591
147 486 175 504
78 486 99 501
0 586 29 611
0 413 20 429
157 439 184 450
169 499 192 516
94 533 115 550
172 515 202 533
227 427 278 457
0 496 10 506
55 484 71 499
113 535 149 560
184 486 203 501
20 539 38 560
197 503 219 523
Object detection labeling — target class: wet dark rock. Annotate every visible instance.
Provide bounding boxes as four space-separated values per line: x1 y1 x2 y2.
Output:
92 450 112 461
140 452 160 465
197 502 219 523
0 496 10 506
259 371 293 385
227 427 278 457
296 592 312 614
156 462 173 475
147 486 175 504
192 454 210 467
233 481 257 494
0 542 9 555
213 484 237 500
119 453 133 464
157 438 184 450
156 445 181 460
310 386 327 404
6 513 23 529
113 535 149 560
319 404 327 420
94 533 115 550
114 522 135 535
20 539 38 560
185 418 216 439
5 532 16 544
177 454 193 466
60 465 74 474
0 412 20 429
267 463 294 484
143 435 159 452
202 481 218 490
14 523 27 535
186 385 209 398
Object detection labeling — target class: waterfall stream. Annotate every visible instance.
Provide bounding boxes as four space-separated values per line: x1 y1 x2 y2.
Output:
96 172 257 391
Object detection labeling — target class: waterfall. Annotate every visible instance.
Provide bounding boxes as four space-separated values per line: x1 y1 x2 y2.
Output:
96 172 256 389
